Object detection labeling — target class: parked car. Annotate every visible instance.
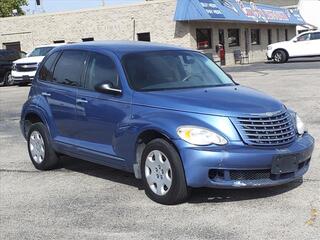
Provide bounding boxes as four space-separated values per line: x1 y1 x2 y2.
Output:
21 42 314 204
11 44 63 86
267 30 320 63
0 49 25 86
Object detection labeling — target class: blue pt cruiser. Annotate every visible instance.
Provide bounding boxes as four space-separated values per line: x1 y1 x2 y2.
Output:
20 42 314 204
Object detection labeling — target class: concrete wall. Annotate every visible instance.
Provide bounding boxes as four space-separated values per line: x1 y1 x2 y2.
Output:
0 0 296 65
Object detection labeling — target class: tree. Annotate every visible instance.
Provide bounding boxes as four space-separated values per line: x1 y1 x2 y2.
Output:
0 0 28 17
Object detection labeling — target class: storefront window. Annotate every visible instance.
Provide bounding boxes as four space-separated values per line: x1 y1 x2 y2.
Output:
251 29 260 45
228 29 240 47
196 28 212 49
268 29 272 45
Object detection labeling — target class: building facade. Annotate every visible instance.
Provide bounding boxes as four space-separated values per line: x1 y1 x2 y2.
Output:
0 0 303 65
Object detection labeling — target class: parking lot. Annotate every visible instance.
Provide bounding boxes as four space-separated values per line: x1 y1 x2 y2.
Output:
0 61 319 240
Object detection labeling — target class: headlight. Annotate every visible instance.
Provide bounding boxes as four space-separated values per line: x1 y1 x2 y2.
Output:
12 63 17 71
267 45 272 50
295 114 306 135
177 126 227 146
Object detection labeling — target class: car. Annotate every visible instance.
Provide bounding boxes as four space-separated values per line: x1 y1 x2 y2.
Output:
11 44 63 86
267 30 320 63
0 49 25 86
20 41 315 204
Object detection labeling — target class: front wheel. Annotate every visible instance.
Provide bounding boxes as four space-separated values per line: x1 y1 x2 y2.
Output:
3 72 14 86
141 139 189 205
273 50 288 63
27 122 59 170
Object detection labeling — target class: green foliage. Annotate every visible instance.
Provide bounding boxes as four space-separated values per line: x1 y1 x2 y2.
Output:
0 0 28 17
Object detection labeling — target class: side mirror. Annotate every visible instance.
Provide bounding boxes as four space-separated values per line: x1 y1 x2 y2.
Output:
293 39 297 43
95 82 122 95
226 73 233 80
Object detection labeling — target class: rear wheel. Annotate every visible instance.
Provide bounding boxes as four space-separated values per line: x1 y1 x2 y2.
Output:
3 72 14 86
273 50 288 63
141 139 189 205
27 122 59 170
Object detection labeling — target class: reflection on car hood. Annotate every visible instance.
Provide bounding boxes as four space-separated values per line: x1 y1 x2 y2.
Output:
133 86 285 117
13 56 45 64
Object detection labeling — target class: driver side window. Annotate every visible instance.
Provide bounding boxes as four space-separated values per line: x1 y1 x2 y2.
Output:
85 53 119 91
297 33 310 41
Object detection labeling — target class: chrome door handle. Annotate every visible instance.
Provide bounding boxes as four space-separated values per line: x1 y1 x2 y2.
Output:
41 92 51 97
76 98 88 104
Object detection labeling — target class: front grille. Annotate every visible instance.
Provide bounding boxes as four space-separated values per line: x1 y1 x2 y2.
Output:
231 111 296 146
16 63 38 72
230 170 270 180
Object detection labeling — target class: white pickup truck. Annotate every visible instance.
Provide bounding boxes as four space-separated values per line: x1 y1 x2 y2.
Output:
11 44 63 85
267 30 320 63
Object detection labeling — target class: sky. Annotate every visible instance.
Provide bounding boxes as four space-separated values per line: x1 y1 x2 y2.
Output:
23 0 144 14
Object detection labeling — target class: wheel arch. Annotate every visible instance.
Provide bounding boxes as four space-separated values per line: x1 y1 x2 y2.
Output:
272 48 289 59
22 110 51 139
133 128 181 179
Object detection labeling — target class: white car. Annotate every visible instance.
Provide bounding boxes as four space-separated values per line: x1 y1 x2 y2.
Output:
11 44 64 85
267 30 320 63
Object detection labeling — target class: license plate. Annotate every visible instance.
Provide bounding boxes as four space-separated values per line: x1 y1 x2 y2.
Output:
271 154 299 174
23 75 30 81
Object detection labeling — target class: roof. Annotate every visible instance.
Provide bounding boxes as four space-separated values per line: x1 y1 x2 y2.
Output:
174 0 305 25
53 41 189 57
35 43 66 48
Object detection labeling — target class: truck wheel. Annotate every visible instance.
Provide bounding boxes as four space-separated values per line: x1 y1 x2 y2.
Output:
141 139 189 205
3 72 14 86
27 122 59 170
273 50 288 63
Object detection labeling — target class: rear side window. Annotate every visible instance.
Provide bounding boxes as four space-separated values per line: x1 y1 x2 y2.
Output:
53 50 87 87
39 52 60 81
85 53 119 91
310 32 320 40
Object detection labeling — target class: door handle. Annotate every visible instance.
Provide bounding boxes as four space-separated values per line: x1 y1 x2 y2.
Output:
41 92 51 97
76 98 88 104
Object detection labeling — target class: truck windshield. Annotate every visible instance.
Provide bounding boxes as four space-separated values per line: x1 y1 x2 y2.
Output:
28 47 54 57
122 50 234 91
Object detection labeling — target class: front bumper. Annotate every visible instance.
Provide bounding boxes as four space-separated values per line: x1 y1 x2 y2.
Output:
11 70 35 84
174 133 314 188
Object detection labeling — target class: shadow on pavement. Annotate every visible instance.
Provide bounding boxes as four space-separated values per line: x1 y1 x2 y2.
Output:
60 156 303 204
188 180 302 204
60 156 143 189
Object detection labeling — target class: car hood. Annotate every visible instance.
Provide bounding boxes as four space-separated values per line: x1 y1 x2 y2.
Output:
269 41 290 48
13 56 44 64
133 86 285 117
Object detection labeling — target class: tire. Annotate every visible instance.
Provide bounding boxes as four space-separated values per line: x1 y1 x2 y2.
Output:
27 122 59 170
141 139 189 205
3 71 14 86
18 83 29 87
273 50 288 63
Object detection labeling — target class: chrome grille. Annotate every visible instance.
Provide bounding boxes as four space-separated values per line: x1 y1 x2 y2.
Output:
232 111 296 146
16 63 38 72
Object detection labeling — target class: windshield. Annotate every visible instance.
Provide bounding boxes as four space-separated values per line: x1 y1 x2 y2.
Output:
122 50 234 91
28 47 54 57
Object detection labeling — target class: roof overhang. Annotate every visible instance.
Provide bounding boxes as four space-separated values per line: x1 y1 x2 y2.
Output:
174 0 305 25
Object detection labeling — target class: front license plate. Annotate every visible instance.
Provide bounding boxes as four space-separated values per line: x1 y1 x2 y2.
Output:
271 154 299 174
23 75 30 81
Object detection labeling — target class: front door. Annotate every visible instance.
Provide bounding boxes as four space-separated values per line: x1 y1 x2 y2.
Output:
75 52 131 166
289 33 313 57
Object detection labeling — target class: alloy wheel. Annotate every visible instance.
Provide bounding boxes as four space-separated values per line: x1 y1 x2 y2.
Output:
144 150 172 196
29 130 45 164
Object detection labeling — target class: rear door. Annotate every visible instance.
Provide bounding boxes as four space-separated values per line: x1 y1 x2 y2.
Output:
74 52 131 167
37 50 88 143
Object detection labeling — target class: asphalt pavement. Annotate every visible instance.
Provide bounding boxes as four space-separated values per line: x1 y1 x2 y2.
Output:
0 60 319 240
